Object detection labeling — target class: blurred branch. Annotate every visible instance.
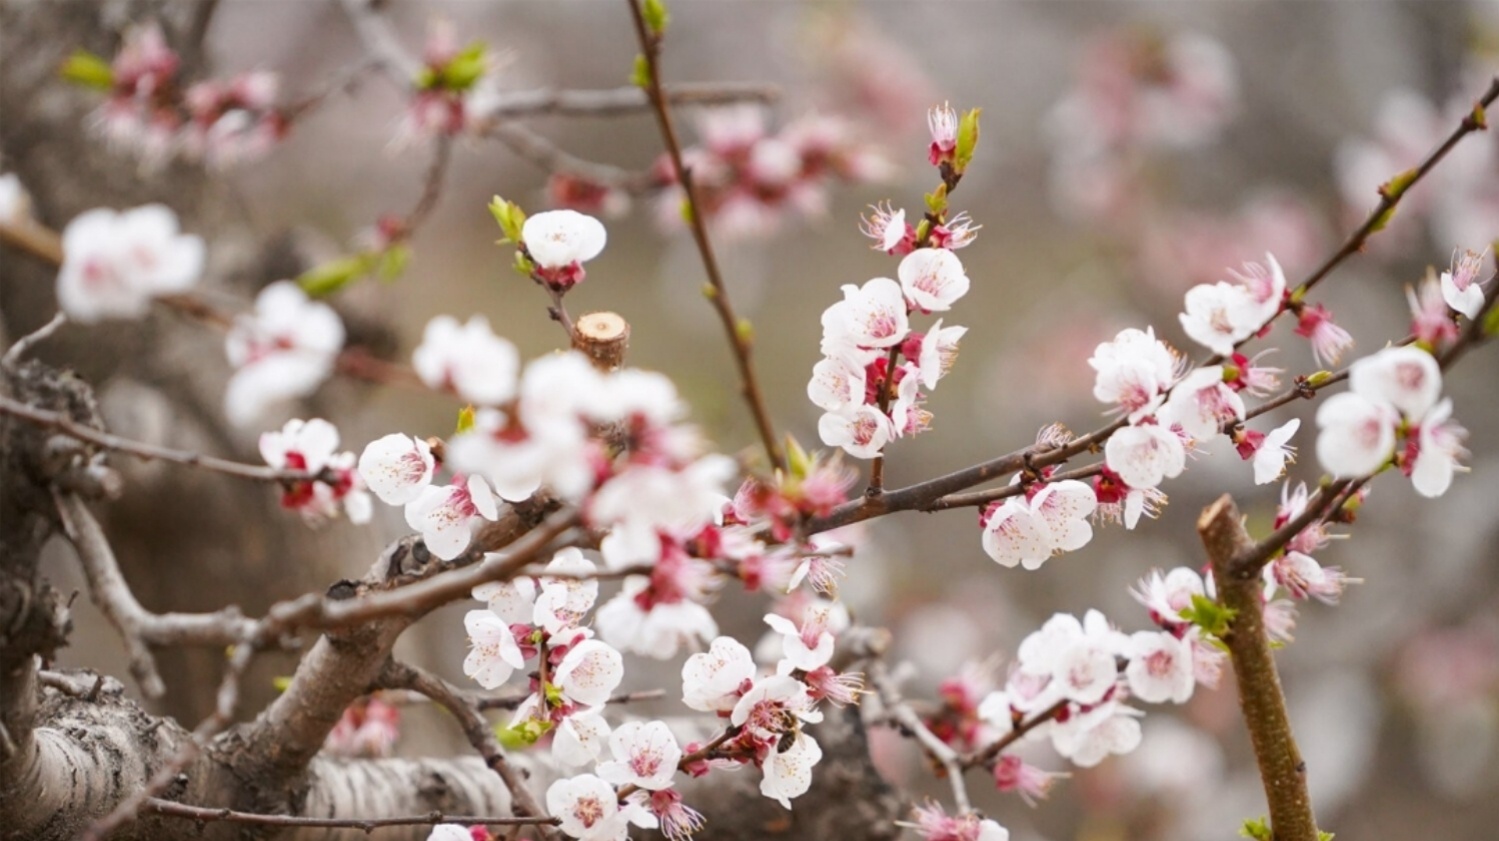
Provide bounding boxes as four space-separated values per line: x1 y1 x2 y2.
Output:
626 0 786 473
484 81 778 118
0 392 320 483
53 492 262 699
144 798 552 830
1198 495 1319 841
869 659 970 814
482 121 653 191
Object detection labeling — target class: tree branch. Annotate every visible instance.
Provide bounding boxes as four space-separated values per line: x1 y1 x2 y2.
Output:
625 0 786 473
1198 495 1319 841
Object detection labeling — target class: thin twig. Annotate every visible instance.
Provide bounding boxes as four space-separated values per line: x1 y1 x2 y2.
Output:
625 0 785 473
378 661 553 829
0 393 317 483
144 798 556 830
870 659 971 813
1 312 66 369
484 122 653 191
959 697 1069 770
480 82 778 118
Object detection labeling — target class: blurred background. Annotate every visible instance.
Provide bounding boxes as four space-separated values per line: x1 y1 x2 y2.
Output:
5 1 1499 839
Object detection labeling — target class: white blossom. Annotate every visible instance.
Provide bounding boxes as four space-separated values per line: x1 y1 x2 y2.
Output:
1125 631 1196 704
473 574 537 625
597 585 719 659
1253 418 1300 485
357 433 435 506
553 708 612 768
807 352 868 413
1104 424 1186 489
57 205 204 323
412 315 520 405
1089 327 1178 419
897 247 970 312
463 609 524 689
1030 479 1098 553
763 605 836 672
224 281 344 427
1348 345 1443 421
981 498 1053 571
597 721 682 791
1410 398 1467 498
760 731 822 809
553 640 624 707
404 475 500 560
1315 392 1397 477
682 636 756 713
1160 366 1243 441
522 210 607 269
546 774 635 841
818 404 894 459
821 277 910 351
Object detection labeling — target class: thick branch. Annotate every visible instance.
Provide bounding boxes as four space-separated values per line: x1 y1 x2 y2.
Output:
1198 495 1318 841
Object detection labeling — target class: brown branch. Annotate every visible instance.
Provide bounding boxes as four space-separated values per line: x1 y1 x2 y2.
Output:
145 797 553 830
53 492 261 698
1198 495 1319 841
80 640 260 841
1 312 67 370
377 660 553 828
869 659 970 813
483 122 653 191
959 697 1069 770
0 392 318 483
0 215 63 264
1296 77 1498 299
481 82 779 118
626 0 786 473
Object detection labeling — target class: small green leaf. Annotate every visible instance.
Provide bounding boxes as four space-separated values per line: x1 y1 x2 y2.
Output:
630 54 652 89
377 244 410 281
1304 369 1334 388
60 50 114 89
297 255 368 297
1181 593 1237 638
494 719 551 749
456 406 476 435
512 250 535 278
440 42 489 90
1471 102 1487 130
272 676 292 692
679 197 694 224
1378 168 1418 201
488 195 527 244
923 183 948 216
1318 831 1336 841
914 218 931 245
1483 301 1499 337
1368 203 1398 233
1240 817 1272 841
735 318 754 344
414 66 439 90
954 107 982 172
642 0 670 36
701 282 717 300
785 435 811 479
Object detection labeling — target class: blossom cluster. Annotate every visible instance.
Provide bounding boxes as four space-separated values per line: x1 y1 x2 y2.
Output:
258 418 372 525
225 281 346 427
809 105 980 461
395 19 502 145
55 204 205 324
1315 345 1467 498
1047 28 1238 222
70 23 286 169
650 107 889 240
920 583 1224 812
